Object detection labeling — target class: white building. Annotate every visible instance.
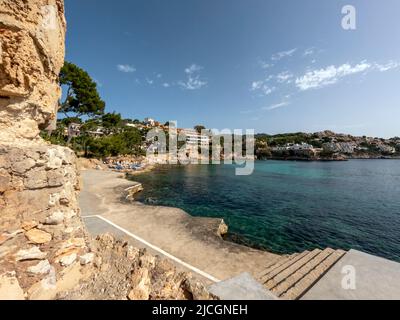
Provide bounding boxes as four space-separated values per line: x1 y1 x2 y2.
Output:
273 143 315 152
67 123 81 138
182 129 210 146
144 118 156 126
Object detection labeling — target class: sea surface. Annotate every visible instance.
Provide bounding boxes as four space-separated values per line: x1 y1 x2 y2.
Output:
132 160 400 261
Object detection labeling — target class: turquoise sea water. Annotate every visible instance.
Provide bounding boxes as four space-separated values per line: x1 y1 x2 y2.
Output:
133 160 400 261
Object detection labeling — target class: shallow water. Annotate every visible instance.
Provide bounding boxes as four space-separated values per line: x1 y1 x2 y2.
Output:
132 160 400 261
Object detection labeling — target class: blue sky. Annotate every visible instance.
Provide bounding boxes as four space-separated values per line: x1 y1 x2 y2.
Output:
65 0 400 137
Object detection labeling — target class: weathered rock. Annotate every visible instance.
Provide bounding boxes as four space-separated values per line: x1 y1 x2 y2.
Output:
0 273 25 300
45 211 64 225
55 247 80 262
125 184 144 201
28 260 52 275
0 230 22 245
60 238 86 249
24 169 48 189
27 266 57 300
48 193 60 207
47 169 65 187
0 0 66 143
25 229 52 244
182 278 215 300
0 234 9 246
22 221 39 231
15 247 47 261
127 246 140 261
60 253 77 267
11 158 36 174
80 253 95 265
139 253 156 269
218 219 229 237
0 245 17 260
46 149 63 169
128 268 151 300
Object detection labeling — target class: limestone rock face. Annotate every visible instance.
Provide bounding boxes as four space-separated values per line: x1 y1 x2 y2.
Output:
0 144 91 299
0 0 66 143
0 0 91 300
0 0 215 300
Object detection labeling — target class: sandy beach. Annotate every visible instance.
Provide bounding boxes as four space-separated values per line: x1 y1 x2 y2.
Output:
78 169 282 284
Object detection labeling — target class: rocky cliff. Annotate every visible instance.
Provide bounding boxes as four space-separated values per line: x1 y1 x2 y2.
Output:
0 0 212 300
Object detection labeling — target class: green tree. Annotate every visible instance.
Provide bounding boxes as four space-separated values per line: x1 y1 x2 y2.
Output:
194 125 206 134
59 61 105 120
101 112 122 134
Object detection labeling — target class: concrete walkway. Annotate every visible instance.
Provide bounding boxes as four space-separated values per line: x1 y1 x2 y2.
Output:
79 169 282 284
302 250 400 300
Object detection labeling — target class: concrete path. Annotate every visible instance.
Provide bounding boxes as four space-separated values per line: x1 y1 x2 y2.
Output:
208 273 278 300
79 169 282 284
302 250 400 300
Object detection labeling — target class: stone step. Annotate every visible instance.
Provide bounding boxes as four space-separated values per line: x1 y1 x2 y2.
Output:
265 249 323 290
259 250 311 284
271 248 335 296
256 254 297 279
280 249 346 300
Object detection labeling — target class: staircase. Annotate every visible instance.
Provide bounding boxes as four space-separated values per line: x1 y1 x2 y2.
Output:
257 248 346 300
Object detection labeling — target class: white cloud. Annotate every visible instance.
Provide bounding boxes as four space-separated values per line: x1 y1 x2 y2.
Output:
156 73 163 78
262 101 290 111
117 64 136 73
179 64 207 90
261 85 275 95
258 60 274 69
179 78 207 90
185 64 203 74
251 81 263 91
271 48 297 61
250 76 276 96
162 82 170 88
250 81 275 96
303 47 315 56
295 61 371 91
374 61 400 72
276 71 293 84
146 78 154 85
